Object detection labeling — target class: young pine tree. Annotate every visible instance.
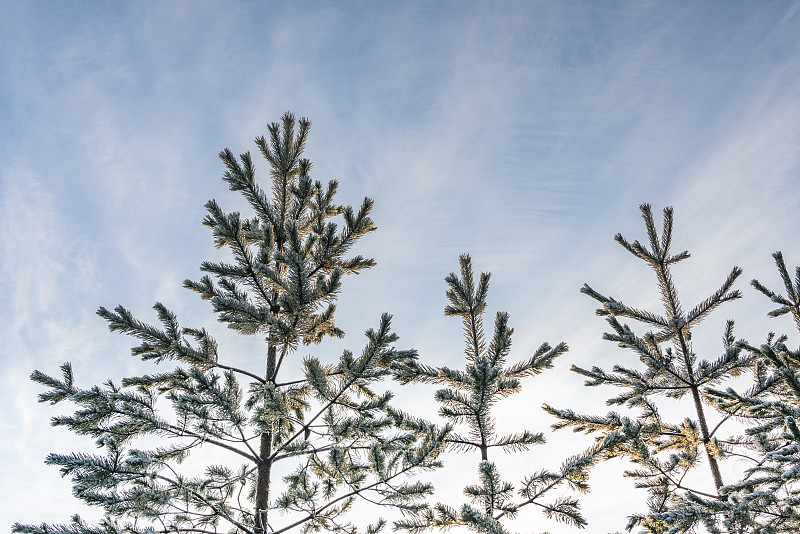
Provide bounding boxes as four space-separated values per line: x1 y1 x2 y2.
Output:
395 254 618 534
701 252 800 532
13 113 446 534
545 204 755 533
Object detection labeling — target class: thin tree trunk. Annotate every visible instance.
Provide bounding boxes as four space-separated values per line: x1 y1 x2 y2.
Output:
656 259 725 496
254 343 277 533
689 382 725 491
677 331 725 494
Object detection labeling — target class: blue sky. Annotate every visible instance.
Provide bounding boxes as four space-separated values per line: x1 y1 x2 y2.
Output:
2 2 800 532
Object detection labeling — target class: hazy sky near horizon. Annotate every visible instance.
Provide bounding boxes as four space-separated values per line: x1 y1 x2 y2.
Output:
2 2 800 533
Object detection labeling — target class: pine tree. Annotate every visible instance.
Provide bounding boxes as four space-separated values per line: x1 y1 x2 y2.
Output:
13 112 446 534
701 252 800 532
545 204 755 533
395 254 618 534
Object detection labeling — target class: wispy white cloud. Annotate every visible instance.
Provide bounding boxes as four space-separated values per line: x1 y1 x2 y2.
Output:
0 163 98 334
0 160 107 525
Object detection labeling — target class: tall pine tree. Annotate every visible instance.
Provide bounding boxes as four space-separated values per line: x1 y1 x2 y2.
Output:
545 204 754 533
14 113 446 534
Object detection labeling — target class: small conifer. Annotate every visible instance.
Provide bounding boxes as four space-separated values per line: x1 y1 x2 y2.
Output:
702 252 800 533
395 254 618 533
545 204 755 533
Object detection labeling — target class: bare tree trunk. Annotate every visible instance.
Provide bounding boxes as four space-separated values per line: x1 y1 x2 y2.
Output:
677 332 725 494
689 383 725 492
656 259 725 497
254 344 277 533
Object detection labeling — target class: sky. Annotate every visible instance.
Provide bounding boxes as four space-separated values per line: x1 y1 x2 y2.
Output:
2 1 800 533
